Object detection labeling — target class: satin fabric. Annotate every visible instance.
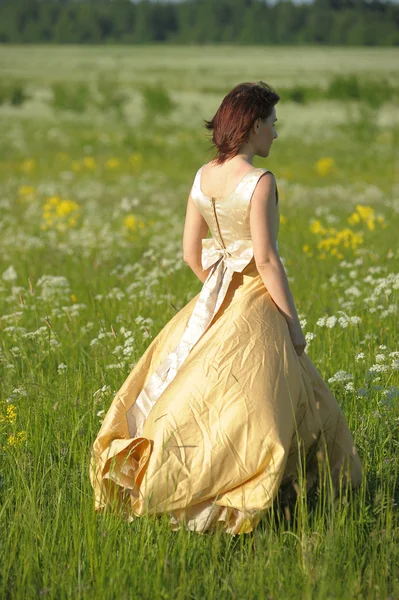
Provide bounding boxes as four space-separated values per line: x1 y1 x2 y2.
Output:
89 166 363 535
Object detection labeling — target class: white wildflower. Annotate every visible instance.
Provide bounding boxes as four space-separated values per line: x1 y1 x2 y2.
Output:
348 316 362 325
326 316 337 328
93 384 111 400
369 364 389 374
328 370 353 384
344 285 362 297
2 266 18 282
375 354 386 363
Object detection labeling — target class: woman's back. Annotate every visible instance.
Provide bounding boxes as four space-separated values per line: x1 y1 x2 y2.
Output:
191 162 280 251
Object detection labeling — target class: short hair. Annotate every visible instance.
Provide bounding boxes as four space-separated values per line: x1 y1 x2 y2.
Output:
204 81 280 165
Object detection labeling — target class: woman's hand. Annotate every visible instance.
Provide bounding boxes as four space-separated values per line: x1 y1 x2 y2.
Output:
287 320 307 356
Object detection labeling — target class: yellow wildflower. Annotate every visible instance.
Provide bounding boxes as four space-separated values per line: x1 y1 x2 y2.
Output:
0 404 16 425
106 158 120 170
348 204 380 231
347 212 361 225
21 159 35 173
18 185 35 197
314 157 335 177
124 215 136 230
56 199 80 217
123 214 145 232
47 196 61 206
6 431 27 448
83 156 96 170
42 196 80 230
309 220 327 235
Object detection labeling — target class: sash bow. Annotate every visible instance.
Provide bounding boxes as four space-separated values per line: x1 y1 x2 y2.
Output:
201 238 254 273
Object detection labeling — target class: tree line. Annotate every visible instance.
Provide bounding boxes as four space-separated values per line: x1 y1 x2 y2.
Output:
0 0 398 46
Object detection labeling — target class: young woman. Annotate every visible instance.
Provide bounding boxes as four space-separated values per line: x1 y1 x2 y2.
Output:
90 81 363 535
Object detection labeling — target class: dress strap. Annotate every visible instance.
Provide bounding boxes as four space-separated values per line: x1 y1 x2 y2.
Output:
191 166 203 201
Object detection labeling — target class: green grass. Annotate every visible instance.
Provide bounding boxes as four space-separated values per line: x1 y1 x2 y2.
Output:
0 45 398 599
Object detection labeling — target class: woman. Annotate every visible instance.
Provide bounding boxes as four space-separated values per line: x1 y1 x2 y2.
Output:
90 81 363 535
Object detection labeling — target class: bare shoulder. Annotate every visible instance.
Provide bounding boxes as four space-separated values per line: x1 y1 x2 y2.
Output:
252 170 277 203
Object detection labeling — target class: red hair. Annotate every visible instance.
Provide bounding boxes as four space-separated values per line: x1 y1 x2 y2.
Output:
204 81 280 165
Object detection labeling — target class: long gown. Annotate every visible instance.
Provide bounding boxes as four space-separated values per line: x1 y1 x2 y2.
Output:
89 165 363 535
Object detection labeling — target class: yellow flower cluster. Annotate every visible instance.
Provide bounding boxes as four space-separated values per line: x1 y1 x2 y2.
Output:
309 220 327 235
67 152 143 173
0 402 26 450
0 403 16 425
308 220 363 260
317 228 364 259
71 156 97 172
18 185 36 198
106 158 120 170
347 204 387 230
314 157 335 177
41 196 81 231
306 203 387 260
123 214 146 232
6 431 27 448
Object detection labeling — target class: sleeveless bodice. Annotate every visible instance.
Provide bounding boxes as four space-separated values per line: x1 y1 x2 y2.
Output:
121 166 280 440
191 165 280 252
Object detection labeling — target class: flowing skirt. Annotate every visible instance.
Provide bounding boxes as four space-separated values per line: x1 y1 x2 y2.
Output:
89 259 363 535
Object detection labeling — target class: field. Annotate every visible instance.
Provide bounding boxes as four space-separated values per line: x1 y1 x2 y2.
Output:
0 45 399 599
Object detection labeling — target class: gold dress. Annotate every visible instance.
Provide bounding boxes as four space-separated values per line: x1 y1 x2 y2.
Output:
89 166 363 535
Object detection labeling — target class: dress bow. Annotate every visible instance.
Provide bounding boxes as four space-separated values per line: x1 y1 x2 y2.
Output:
201 238 254 273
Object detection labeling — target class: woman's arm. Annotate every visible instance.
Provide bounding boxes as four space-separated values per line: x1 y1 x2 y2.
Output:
182 192 213 283
249 172 301 329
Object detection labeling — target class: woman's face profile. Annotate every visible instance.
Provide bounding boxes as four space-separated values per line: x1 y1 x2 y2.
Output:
254 106 278 157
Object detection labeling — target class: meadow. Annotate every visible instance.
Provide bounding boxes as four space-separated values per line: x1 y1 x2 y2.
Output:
0 45 399 599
